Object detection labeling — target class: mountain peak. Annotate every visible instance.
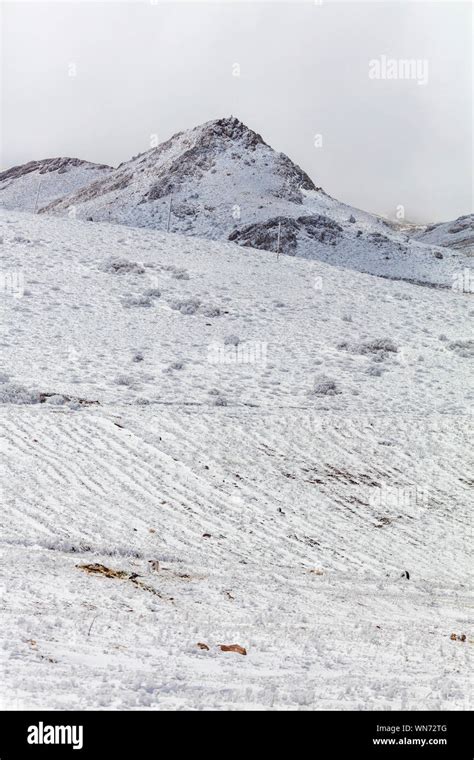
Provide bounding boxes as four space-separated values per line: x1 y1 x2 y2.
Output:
38 114 319 223
194 116 266 150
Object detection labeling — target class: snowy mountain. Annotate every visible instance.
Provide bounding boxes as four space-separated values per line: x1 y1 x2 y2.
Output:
0 157 111 213
1 208 471 710
411 214 474 254
34 117 469 287
41 116 318 229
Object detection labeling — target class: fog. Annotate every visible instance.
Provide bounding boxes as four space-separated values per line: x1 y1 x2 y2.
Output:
1 0 471 222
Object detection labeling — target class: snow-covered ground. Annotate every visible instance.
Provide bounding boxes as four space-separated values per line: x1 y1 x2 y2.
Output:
0 209 472 710
412 214 474 255
29 116 470 288
0 158 111 214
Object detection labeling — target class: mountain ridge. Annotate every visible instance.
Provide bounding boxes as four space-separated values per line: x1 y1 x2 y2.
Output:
0 157 112 213
1 116 471 285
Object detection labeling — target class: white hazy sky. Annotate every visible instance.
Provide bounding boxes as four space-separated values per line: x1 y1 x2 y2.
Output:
1 0 472 223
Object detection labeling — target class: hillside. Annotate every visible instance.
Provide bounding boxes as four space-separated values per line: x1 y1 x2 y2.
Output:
0 209 471 710
0 157 111 213
0 119 470 287
34 117 468 287
411 214 474 254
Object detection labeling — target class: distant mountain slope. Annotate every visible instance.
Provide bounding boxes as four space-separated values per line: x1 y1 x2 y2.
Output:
0 157 112 213
2 117 470 285
411 214 474 254
37 117 467 286
42 117 319 231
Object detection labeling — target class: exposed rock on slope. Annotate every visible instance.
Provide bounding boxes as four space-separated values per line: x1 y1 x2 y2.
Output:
229 215 344 255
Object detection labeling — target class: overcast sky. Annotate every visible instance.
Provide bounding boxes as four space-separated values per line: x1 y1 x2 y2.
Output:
1 0 471 223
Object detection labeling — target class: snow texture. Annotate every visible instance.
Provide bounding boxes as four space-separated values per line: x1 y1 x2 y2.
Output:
0 208 471 710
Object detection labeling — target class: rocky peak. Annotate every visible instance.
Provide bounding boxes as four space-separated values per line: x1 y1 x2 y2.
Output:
196 116 266 151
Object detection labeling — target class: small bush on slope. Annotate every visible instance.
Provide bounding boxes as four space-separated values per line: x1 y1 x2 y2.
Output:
100 256 145 275
121 294 152 308
448 339 474 358
0 384 39 404
311 376 341 396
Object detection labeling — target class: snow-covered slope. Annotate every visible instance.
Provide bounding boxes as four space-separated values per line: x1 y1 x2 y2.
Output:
38 117 468 287
41 117 317 230
0 209 471 710
411 214 474 254
0 157 111 213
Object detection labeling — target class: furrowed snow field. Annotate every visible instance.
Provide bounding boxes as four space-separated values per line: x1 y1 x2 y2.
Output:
0 210 472 710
